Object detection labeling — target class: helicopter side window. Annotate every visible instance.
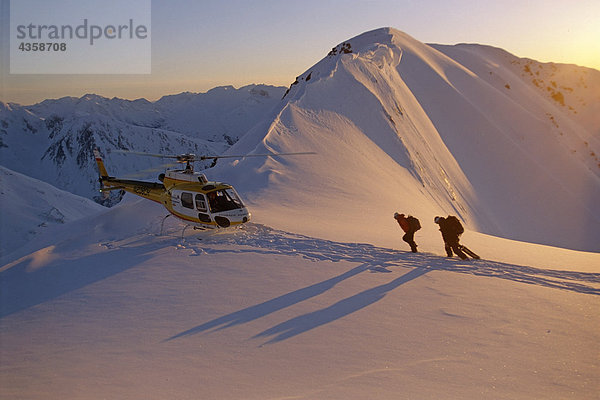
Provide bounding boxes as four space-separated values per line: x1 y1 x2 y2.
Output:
195 194 207 212
181 192 194 209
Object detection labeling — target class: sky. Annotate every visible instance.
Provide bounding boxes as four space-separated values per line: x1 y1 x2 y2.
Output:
1 0 599 105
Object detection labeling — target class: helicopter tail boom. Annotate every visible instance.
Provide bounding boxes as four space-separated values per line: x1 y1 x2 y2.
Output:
94 149 109 178
93 149 166 203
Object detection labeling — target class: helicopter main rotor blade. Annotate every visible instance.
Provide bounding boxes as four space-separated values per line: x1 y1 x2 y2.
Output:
114 150 180 159
114 150 199 164
199 152 317 160
120 162 180 179
114 149 316 163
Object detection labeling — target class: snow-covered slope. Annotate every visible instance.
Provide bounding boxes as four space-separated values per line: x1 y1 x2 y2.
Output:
0 85 285 203
0 166 105 258
216 28 600 252
1 195 598 399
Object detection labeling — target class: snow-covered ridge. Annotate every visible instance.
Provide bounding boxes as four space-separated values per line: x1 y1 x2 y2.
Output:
220 27 600 252
0 165 106 258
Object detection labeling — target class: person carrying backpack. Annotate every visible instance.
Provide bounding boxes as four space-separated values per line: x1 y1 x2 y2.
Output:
434 215 480 260
394 212 420 253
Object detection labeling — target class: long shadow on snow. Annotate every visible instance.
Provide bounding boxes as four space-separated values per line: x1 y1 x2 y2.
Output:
0 235 163 318
165 261 431 344
166 261 392 342
167 224 599 344
253 267 428 344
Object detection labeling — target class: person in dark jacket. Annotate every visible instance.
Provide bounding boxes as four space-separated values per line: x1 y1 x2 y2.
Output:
434 216 470 260
394 212 418 252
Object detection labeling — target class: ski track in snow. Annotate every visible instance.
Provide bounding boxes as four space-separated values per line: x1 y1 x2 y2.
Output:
188 224 600 295
2 222 598 329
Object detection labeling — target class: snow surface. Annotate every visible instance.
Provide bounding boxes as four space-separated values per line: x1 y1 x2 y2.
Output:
1 195 598 399
1 28 599 399
0 166 105 258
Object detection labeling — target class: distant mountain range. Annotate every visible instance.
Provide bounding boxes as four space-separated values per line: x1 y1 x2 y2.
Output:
0 85 285 204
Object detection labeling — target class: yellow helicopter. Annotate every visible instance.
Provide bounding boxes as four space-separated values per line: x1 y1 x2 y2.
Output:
93 149 314 229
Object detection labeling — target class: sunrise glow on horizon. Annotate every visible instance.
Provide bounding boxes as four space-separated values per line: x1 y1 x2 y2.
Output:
1 0 598 105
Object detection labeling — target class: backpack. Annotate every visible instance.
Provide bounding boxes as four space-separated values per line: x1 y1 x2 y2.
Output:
445 215 464 235
407 216 421 231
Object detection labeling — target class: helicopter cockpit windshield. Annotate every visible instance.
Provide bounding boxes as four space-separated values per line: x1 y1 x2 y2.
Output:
207 188 244 213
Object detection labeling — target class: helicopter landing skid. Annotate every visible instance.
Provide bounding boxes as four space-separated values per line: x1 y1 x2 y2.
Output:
159 214 172 236
159 214 213 238
181 224 191 239
181 224 213 239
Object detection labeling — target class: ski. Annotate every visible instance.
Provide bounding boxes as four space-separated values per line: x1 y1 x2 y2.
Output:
460 245 480 259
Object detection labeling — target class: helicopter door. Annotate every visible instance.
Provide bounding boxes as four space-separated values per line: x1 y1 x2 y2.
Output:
172 190 212 223
195 193 211 223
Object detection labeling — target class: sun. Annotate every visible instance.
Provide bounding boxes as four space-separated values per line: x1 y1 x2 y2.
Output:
566 17 600 70
568 25 600 70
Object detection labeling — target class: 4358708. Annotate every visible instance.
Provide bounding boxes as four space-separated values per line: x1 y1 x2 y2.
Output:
18 42 66 51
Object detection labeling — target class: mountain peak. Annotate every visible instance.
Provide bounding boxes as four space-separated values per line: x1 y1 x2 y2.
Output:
227 28 600 252
79 93 108 102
